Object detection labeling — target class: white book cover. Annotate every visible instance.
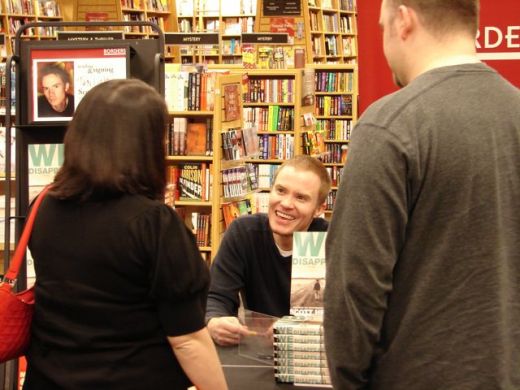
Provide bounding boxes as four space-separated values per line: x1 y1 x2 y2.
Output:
290 231 327 321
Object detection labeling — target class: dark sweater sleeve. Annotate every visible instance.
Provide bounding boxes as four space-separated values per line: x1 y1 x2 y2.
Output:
206 219 248 321
133 204 210 336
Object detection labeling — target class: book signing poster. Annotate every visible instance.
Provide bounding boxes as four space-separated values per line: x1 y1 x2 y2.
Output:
357 0 520 113
30 47 128 122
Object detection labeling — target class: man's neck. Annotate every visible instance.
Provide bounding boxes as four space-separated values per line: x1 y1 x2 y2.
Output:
407 34 480 83
273 233 292 251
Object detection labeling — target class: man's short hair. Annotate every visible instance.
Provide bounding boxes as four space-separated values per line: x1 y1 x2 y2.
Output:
40 63 71 86
273 155 332 206
389 0 479 37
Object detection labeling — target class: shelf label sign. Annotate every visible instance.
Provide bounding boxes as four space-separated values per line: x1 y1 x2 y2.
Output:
263 0 301 16
165 33 219 45
242 33 289 44
56 31 124 41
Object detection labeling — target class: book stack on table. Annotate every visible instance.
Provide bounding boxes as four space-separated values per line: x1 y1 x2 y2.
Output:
273 316 332 387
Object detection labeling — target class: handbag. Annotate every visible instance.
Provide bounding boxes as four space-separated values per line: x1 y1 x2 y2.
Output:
0 186 50 363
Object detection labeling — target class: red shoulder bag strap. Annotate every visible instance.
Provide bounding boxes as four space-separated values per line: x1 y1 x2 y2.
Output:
3 186 52 285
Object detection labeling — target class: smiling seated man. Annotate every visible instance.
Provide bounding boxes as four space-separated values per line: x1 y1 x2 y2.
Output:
206 155 331 346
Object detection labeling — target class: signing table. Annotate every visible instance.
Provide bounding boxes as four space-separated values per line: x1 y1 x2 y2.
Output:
218 346 330 390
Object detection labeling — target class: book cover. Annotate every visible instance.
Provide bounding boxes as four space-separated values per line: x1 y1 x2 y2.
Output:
186 121 207 156
178 163 203 200
223 84 240 122
290 231 327 321
242 127 260 158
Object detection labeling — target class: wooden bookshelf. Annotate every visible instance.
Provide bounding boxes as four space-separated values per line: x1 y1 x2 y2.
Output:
164 64 230 262
305 63 357 213
0 0 64 55
73 0 173 38
174 0 256 65
302 0 357 64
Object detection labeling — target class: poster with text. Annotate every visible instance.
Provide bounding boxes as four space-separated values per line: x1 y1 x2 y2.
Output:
30 47 128 122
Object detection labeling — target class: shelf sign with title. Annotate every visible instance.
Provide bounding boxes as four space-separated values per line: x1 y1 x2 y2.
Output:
263 0 301 16
242 33 289 44
56 31 124 41
165 33 219 45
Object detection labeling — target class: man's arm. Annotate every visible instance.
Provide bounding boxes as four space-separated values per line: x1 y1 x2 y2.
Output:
324 125 409 388
206 220 249 345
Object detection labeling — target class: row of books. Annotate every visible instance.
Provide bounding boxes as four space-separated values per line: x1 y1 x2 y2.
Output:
6 0 33 14
167 163 213 201
315 95 353 117
177 0 256 17
315 71 354 93
316 118 352 141
221 198 252 228
258 133 295 161
164 65 221 112
302 130 326 156
326 165 344 187
167 117 213 157
0 64 16 114
241 45 295 70
343 36 357 57
325 189 337 211
221 191 271 228
324 36 339 57
221 163 258 200
243 106 294 132
146 0 168 12
175 208 211 248
321 143 348 164
242 78 295 104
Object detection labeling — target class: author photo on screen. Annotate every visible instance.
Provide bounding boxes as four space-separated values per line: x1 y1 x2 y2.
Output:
37 62 75 118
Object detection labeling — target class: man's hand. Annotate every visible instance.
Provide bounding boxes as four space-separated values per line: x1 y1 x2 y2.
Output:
207 317 250 346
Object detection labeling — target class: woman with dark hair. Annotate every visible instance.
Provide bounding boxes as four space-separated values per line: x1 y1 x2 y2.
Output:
24 79 227 390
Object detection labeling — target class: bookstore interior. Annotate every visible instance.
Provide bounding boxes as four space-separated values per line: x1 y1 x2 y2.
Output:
0 0 360 264
0 0 358 387
1 0 517 388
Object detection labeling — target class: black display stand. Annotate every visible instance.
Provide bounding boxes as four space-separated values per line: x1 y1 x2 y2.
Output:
1 20 165 390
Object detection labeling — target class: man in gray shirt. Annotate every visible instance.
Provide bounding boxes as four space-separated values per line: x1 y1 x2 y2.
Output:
324 0 520 389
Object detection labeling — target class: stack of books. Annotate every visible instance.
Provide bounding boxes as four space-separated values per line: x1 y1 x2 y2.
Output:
273 231 332 387
273 316 331 386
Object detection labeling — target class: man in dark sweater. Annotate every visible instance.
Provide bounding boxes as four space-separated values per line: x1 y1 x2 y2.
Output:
324 0 520 389
206 155 331 346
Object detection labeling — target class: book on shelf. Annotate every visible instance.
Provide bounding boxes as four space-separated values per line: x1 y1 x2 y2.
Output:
186 122 207 156
177 163 212 201
223 84 241 121
190 212 211 247
221 198 253 228
242 127 260 158
221 128 246 160
302 129 326 157
242 44 256 69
